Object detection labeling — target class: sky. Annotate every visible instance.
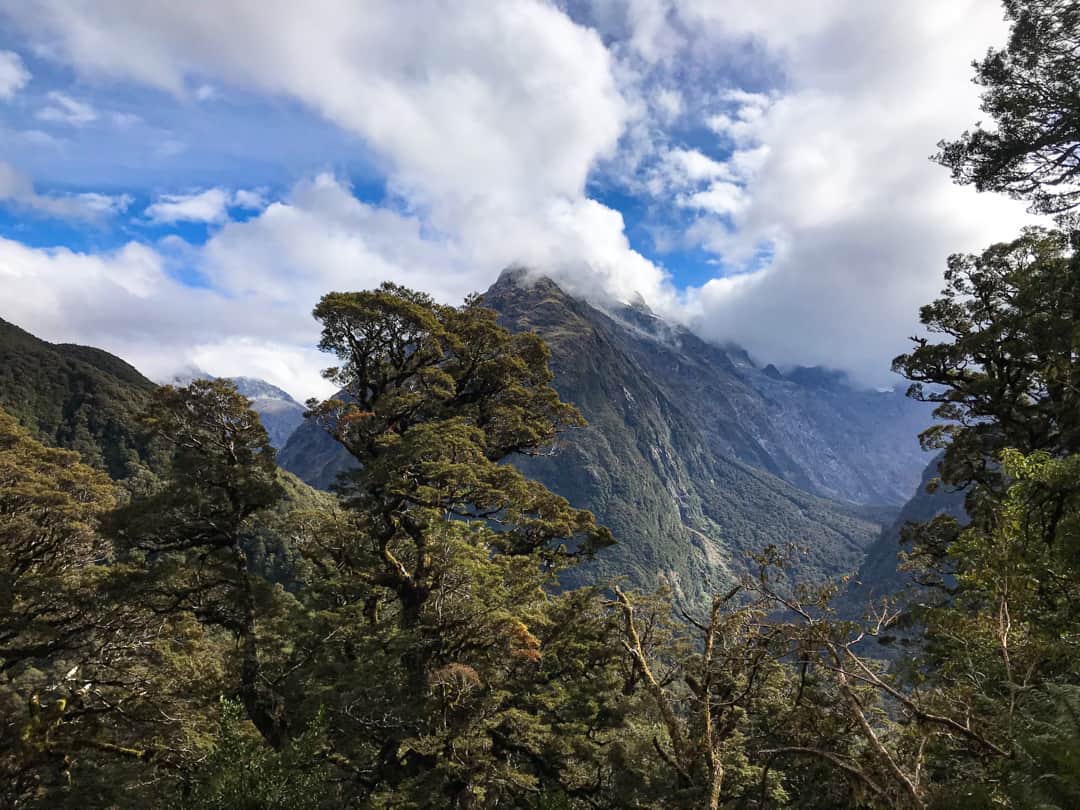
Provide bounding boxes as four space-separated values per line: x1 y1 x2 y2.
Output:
0 0 1040 401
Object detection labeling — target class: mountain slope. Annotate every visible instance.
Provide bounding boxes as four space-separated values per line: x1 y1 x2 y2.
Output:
557 284 929 506
0 317 160 478
227 377 306 449
279 271 928 601
844 454 969 610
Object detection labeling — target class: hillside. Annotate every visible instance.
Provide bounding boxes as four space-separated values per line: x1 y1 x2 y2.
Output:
279 271 931 601
528 279 931 506
844 454 969 611
0 317 160 478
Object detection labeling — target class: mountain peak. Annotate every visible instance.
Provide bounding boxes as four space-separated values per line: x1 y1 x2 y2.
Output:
491 265 567 297
626 291 656 316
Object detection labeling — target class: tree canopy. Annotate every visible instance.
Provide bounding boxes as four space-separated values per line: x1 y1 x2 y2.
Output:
937 0 1080 214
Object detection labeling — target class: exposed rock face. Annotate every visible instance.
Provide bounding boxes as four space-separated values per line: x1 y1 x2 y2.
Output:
486 269 931 506
278 270 933 602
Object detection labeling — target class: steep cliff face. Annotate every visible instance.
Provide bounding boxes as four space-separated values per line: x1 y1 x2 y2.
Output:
279 271 931 600
484 269 931 506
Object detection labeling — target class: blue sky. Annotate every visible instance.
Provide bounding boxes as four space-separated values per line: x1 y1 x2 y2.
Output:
0 1 1036 400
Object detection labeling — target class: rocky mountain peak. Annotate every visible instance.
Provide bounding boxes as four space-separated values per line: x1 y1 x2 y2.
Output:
279 272 932 604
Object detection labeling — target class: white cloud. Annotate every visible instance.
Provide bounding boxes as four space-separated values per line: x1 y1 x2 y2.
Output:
666 148 731 184
37 91 97 125
47 10 679 324
0 0 1051 393
145 187 231 223
0 173 488 399
9 2 627 211
0 231 333 401
3 0 676 314
0 160 130 219
654 87 682 121
0 50 30 99
0 170 674 400
201 173 475 304
680 182 743 216
231 188 265 210
592 0 1041 384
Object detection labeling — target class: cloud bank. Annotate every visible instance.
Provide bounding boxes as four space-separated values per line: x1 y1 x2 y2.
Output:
0 0 1042 398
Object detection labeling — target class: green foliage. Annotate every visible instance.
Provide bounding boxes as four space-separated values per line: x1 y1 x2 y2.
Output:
937 0 1080 214
177 699 334 810
107 379 295 749
1009 685 1080 809
308 283 612 629
0 407 120 802
893 227 1080 503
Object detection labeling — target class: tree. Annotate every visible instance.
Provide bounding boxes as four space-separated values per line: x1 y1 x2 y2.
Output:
307 284 612 632
108 379 292 749
175 699 334 810
937 0 1080 214
0 408 117 674
893 227 1080 502
0 408 119 803
283 286 632 804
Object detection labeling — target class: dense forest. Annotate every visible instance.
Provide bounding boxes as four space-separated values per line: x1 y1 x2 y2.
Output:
4 1 1080 806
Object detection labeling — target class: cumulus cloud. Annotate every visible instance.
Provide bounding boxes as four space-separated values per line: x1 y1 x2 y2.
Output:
9 2 626 207
0 230 333 400
0 174 486 399
231 188 266 210
143 187 268 223
0 50 29 99
587 0 1040 384
37 90 97 125
145 188 231 224
0 170 671 400
0 160 130 219
2 1 666 297
0 0 1050 393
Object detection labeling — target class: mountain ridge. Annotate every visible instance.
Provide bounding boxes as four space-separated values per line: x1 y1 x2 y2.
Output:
278 270 931 601
0 317 160 478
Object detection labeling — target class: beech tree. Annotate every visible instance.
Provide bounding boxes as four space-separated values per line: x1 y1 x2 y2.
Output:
109 380 292 749
307 283 612 631
937 0 1080 214
0 409 118 803
892 227 1080 501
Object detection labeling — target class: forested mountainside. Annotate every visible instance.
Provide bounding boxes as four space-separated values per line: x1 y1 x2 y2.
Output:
280 270 927 601
0 317 160 478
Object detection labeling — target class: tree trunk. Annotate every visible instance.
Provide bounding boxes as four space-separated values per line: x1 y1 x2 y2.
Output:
232 541 289 749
